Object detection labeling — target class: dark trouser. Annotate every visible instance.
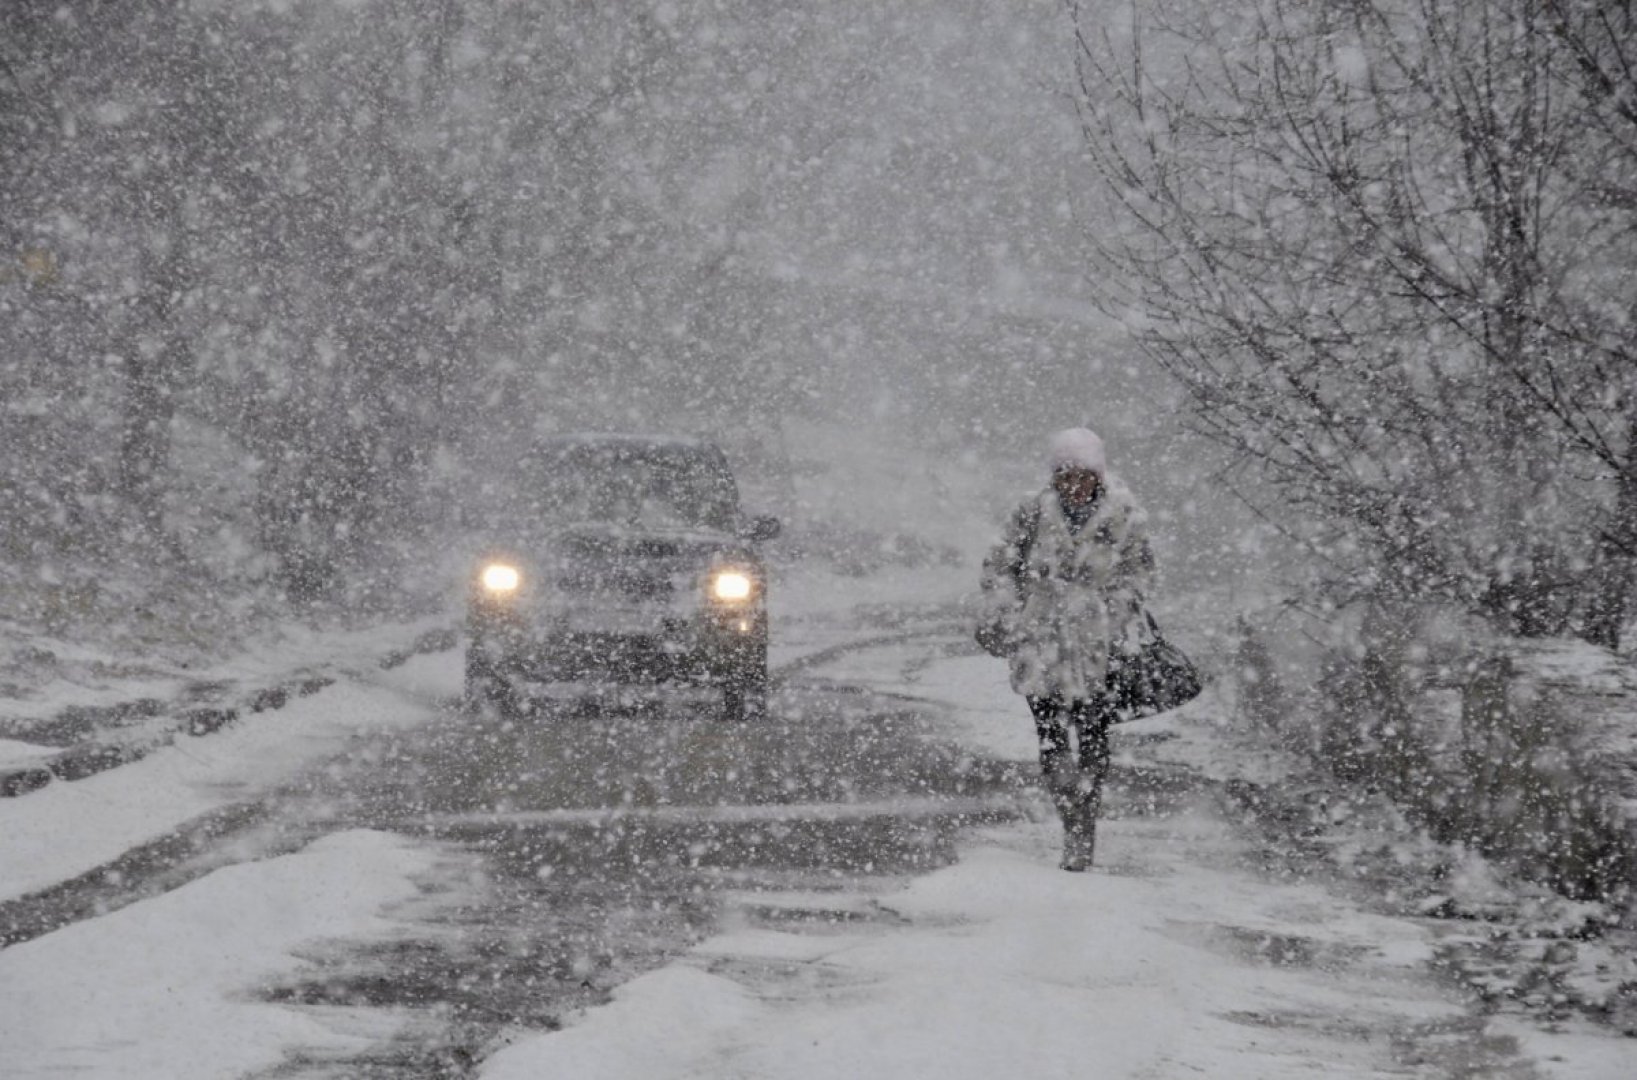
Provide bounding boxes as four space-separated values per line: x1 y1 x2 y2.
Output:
1028 694 1115 855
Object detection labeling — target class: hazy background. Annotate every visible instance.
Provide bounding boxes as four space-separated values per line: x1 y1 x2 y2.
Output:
0 0 1249 642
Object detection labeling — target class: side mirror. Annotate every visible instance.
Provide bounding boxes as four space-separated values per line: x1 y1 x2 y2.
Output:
741 514 782 542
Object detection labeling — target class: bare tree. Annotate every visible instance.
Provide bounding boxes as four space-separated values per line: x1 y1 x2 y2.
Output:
1542 0 1637 646
1071 0 1637 641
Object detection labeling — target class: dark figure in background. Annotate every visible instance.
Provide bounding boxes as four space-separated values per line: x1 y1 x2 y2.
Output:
979 429 1154 871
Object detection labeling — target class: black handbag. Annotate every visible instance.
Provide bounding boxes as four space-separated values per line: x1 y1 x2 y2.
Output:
1105 611 1203 720
974 616 1013 659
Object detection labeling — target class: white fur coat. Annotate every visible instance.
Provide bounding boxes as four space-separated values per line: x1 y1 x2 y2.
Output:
979 478 1154 699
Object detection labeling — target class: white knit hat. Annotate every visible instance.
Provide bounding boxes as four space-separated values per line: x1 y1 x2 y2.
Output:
1046 428 1107 477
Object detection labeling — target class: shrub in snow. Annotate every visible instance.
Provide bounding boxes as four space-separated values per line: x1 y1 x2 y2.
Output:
1312 608 1632 908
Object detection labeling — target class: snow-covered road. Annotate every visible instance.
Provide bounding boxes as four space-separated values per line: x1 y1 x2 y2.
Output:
1 566 1631 1078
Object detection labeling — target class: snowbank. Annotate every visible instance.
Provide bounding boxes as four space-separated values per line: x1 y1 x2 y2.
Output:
0 830 434 1080
0 655 449 903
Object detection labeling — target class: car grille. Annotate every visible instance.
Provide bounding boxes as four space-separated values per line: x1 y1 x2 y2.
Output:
556 566 676 599
556 537 687 600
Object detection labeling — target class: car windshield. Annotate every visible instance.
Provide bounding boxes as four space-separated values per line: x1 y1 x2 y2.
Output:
512 442 740 533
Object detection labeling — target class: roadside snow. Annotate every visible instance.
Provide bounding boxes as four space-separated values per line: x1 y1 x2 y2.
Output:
1499 1019 1637 1080
0 614 450 724
0 653 450 902
485 966 765 1080
0 829 434 1080
887 652 1035 759
768 561 971 672
0 737 55 769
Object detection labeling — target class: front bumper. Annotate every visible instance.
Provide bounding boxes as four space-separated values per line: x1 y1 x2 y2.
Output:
469 605 766 684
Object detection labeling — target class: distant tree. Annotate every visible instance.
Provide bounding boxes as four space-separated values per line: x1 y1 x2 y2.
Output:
1070 0 1637 642
0 0 480 603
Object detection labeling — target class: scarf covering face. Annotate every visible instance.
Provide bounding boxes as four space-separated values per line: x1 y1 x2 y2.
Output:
1059 486 1100 533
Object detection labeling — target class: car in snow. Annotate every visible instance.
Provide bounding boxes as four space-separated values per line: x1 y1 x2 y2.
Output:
464 434 781 721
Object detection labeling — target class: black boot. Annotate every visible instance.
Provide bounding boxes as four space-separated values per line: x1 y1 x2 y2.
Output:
1049 768 1097 871
1060 808 1096 871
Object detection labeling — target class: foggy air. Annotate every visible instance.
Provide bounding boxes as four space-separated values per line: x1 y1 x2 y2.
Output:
1 2 1633 1078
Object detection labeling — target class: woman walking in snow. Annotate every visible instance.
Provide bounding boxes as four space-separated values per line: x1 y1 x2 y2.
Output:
978 428 1155 871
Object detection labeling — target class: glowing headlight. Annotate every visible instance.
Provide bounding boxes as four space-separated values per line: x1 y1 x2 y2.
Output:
711 570 753 601
481 563 521 593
